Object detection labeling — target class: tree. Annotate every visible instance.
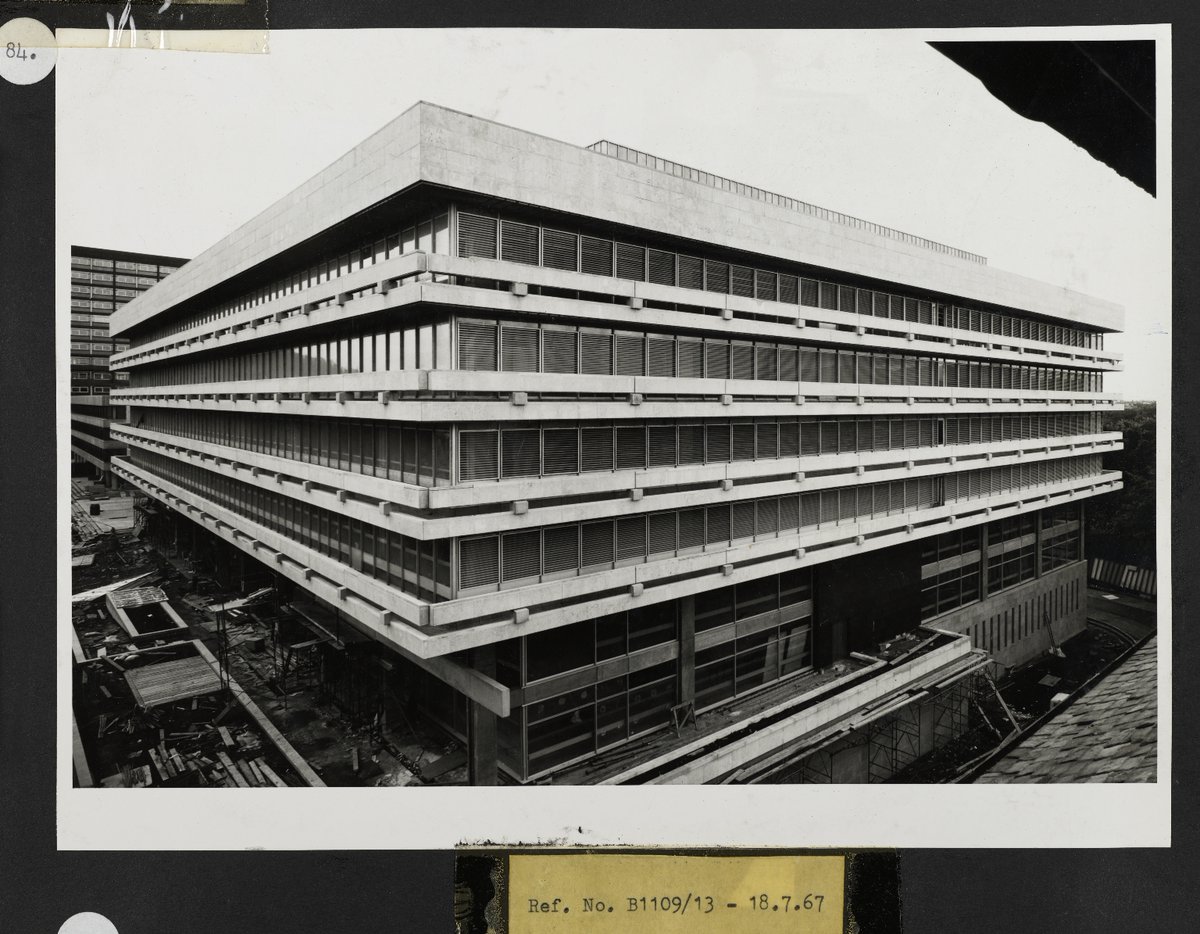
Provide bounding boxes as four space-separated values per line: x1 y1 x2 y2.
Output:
1086 401 1156 567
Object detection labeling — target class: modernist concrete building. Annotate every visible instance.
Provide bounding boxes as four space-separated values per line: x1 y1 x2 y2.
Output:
70 246 186 481
106 103 1124 784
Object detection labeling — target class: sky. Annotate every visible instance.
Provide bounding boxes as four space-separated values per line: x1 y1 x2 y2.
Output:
57 28 1169 403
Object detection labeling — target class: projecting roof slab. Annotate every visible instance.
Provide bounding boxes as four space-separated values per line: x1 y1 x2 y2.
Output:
112 102 1122 338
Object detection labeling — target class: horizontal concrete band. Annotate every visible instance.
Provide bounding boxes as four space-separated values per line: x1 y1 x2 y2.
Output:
112 423 429 510
68 393 117 407
70 429 125 451
114 419 1122 513
110 104 1122 334
110 460 513 715
431 435 1121 509
110 251 428 358
114 423 1122 540
111 264 1123 373
113 453 1121 655
105 388 1123 424
431 475 1122 632
69 412 117 429
109 365 1120 406
425 254 1121 360
70 445 111 472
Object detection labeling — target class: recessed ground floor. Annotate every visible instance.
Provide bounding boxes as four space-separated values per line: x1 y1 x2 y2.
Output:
126 493 1090 784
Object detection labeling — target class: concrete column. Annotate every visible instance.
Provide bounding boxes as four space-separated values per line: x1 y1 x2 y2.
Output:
467 645 499 786
978 531 989 601
679 595 696 707
1035 507 1045 578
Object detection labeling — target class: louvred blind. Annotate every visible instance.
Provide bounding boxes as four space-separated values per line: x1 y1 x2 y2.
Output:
458 430 499 481
542 228 579 271
499 220 539 265
457 320 498 371
459 536 499 590
457 213 498 259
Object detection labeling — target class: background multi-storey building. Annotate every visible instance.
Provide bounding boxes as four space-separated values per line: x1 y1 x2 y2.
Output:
70 246 186 482
106 103 1124 784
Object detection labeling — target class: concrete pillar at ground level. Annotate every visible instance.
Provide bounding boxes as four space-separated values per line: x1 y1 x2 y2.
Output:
679 594 695 707
468 646 499 786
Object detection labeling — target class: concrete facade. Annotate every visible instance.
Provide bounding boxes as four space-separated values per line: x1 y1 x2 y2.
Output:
930 560 1088 671
107 104 1123 784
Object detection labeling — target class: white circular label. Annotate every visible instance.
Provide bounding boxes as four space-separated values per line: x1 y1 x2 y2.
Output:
58 912 119 934
0 18 57 85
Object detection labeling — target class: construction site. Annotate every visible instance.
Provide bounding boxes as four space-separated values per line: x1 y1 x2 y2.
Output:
71 479 467 788
70 475 1155 789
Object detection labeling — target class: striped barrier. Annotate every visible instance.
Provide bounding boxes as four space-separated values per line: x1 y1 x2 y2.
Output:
1088 557 1156 598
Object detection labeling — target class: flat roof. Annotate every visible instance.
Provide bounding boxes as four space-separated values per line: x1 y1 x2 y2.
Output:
112 102 1123 337
72 244 189 267
587 139 987 265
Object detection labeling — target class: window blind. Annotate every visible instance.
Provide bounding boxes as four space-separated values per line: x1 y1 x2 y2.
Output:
542 327 578 374
500 220 539 265
457 212 498 260
459 430 499 481
457 320 498 371
542 228 579 272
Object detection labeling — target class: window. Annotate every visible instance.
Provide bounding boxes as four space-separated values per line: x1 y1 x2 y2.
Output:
460 430 499 482
920 528 981 618
501 530 541 583
542 228 578 271
1040 503 1081 571
458 320 498 370
986 514 1038 594
580 236 614 277
581 427 614 472
581 520 614 569
616 242 645 281
525 621 593 682
543 428 580 475
500 220 539 265
542 327 578 374
543 525 580 576
501 429 540 478
501 323 539 372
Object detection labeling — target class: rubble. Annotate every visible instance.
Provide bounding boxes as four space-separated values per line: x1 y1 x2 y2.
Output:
70 478 465 788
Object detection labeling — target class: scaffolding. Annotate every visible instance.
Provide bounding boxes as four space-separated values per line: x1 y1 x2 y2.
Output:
767 670 991 784
929 676 973 748
795 750 836 784
268 614 322 709
214 606 231 697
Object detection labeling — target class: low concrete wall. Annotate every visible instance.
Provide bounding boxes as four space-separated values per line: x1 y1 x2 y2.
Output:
928 561 1088 670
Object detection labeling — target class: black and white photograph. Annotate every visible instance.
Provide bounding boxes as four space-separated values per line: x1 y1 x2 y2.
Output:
55 24 1169 850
